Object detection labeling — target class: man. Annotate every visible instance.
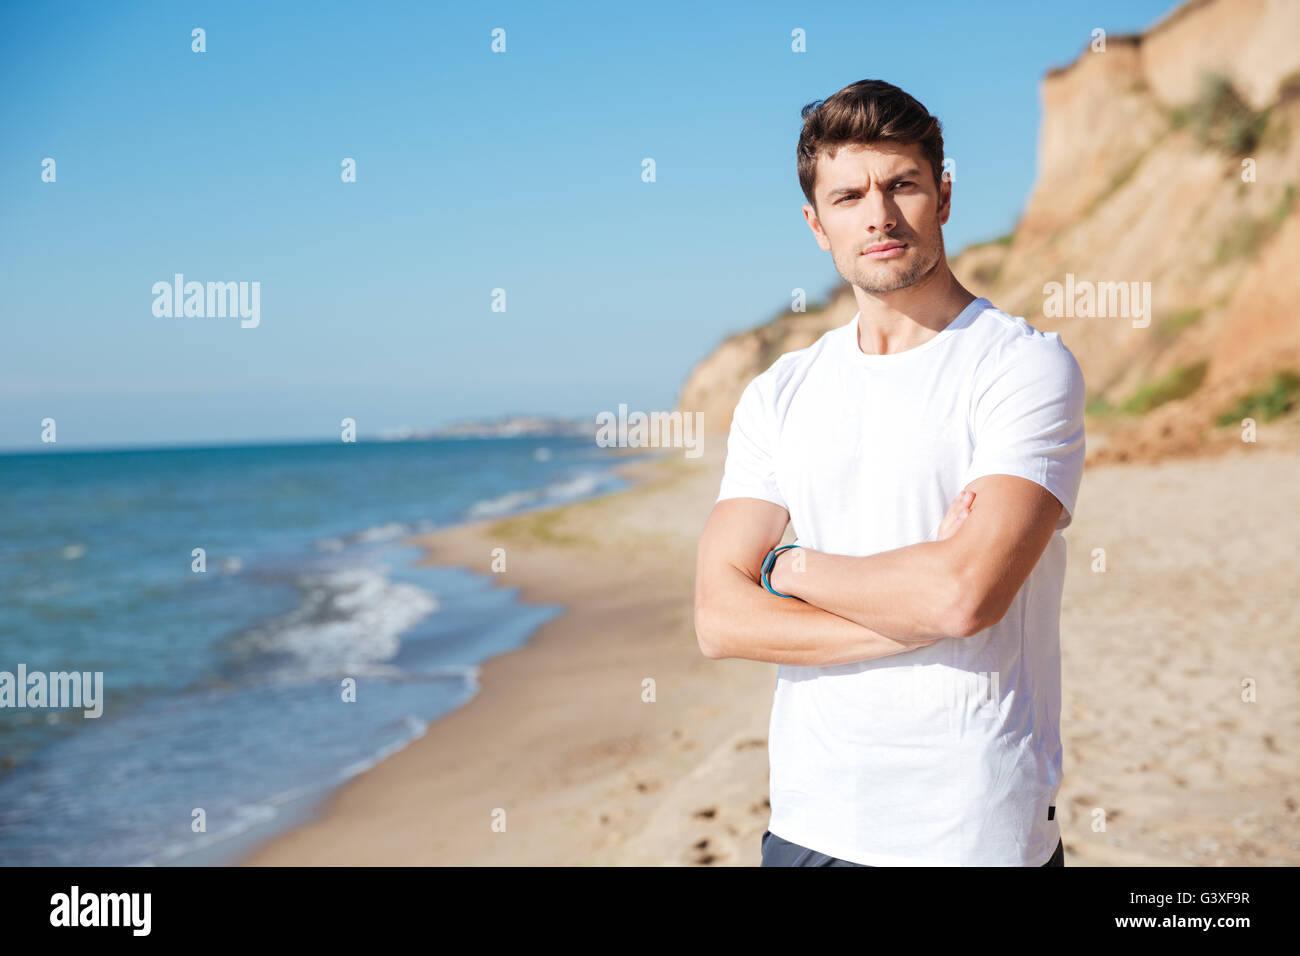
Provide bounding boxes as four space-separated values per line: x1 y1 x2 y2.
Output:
694 79 1085 867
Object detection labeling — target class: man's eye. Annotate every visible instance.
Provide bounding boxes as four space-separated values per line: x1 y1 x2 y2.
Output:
834 183 911 203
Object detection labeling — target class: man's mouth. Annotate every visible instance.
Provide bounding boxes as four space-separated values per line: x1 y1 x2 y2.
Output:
863 242 907 259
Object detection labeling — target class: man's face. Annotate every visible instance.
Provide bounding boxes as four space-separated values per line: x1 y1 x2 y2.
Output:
803 141 950 294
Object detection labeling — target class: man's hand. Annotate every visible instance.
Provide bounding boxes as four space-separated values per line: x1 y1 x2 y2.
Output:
934 489 975 541
695 494 958 666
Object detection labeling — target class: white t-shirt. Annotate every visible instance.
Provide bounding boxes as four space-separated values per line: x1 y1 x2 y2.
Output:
715 296 1086 866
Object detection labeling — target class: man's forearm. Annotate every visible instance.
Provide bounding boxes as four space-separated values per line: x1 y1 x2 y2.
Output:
769 540 968 641
698 563 934 666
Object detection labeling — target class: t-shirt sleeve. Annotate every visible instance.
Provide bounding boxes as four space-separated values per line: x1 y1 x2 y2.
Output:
962 337 1086 531
715 373 788 510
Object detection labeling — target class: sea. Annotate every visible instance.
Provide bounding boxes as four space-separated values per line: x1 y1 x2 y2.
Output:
0 436 663 865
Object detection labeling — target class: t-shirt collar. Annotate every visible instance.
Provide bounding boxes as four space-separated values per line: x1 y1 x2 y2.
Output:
843 297 989 368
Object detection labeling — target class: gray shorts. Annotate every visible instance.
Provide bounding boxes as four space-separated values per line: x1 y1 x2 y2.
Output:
761 830 1065 867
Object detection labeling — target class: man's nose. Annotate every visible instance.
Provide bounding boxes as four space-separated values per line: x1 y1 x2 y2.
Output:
862 189 898 234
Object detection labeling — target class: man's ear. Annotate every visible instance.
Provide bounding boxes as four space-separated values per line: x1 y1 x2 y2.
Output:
802 202 831 251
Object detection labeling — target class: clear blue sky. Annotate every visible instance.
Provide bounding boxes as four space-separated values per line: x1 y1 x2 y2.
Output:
0 0 1179 450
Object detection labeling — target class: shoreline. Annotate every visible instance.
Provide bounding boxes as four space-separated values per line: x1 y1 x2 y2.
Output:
237 431 1300 866
236 443 785 865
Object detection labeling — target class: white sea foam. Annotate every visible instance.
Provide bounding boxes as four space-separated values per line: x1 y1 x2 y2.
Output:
545 471 602 501
353 522 411 543
233 566 438 679
137 713 446 866
465 470 607 518
466 488 542 517
139 783 318 866
338 714 431 779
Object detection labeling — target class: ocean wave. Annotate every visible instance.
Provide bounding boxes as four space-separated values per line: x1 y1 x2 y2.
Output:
314 522 416 552
545 471 602 501
137 782 317 866
337 714 431 779
136 712 442 866
230 566 438 679
466 488 541 518
465 470 607 519
353 522 412 543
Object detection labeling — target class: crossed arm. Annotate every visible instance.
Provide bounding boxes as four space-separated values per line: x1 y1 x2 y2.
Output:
693 473 1064 666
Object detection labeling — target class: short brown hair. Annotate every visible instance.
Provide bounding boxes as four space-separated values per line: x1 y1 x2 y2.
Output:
797 79 945 211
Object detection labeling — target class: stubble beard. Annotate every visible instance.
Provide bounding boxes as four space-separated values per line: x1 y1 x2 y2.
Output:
834 223 945 295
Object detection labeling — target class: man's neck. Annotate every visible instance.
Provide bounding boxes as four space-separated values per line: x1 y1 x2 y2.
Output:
854 277 977 356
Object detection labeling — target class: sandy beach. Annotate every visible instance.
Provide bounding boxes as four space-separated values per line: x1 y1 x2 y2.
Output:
239 423 1300 866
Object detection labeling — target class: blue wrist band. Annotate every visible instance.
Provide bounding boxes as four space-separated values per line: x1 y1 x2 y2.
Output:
761 544 802 598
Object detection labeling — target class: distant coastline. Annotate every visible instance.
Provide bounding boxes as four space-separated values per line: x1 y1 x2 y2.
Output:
378 414 600 441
